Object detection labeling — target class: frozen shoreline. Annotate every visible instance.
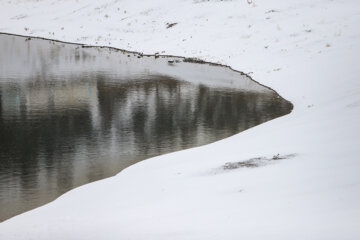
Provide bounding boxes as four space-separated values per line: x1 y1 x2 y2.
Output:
1 0 360 239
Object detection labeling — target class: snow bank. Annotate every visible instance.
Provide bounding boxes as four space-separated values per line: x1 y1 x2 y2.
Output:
0 0 360 239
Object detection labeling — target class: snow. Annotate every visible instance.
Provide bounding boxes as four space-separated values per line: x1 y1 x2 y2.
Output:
0 0 360 239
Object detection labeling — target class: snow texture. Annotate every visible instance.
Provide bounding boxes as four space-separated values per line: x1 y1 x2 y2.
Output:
0 0 360 239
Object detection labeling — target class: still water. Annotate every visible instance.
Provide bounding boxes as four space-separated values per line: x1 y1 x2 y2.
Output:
0 34 292 221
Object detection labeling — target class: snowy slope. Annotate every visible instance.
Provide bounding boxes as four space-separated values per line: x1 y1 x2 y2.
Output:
0 0 360 239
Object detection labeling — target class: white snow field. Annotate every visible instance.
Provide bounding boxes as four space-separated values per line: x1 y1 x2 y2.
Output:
0 0 360 239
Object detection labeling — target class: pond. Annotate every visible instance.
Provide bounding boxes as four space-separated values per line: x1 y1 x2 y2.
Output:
0 34 292 222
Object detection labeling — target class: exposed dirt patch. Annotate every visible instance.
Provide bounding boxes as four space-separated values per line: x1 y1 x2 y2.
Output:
223 154 296 170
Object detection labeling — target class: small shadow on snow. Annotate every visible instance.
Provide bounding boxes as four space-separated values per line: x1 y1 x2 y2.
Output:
11 14 28 20
222 154 296 170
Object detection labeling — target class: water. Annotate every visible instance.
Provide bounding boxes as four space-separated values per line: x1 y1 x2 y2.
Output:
0 34 292 222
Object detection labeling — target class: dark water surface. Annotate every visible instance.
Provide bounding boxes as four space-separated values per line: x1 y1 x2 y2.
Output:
0 34 292 222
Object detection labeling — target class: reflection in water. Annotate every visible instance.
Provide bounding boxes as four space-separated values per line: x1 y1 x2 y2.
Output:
0 34 292 222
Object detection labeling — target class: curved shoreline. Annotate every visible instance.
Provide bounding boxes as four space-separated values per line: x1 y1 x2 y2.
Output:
0 32 293 222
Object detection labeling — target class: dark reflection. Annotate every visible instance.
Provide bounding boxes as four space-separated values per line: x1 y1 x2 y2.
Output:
0 34 292 222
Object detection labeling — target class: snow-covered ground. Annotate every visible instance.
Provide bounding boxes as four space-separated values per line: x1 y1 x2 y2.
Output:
0 0 360 239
